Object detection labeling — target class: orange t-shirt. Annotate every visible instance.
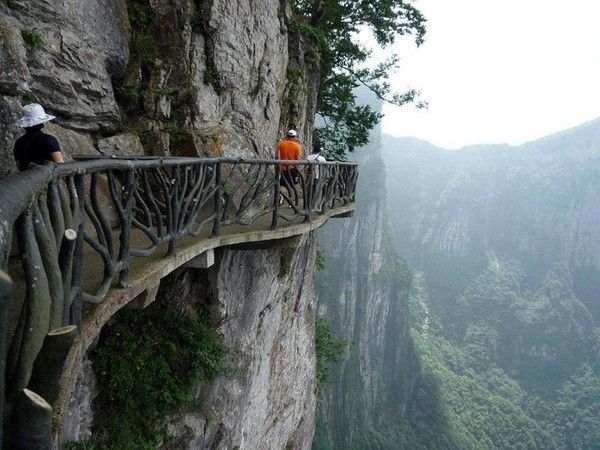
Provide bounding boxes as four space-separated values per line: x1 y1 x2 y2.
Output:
277 139 302 170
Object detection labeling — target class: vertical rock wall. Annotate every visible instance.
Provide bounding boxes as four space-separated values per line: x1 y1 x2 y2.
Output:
171 240 318 449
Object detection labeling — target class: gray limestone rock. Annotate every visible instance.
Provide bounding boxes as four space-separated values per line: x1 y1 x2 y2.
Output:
44 122 99 160
190 0 292 158
206 242 317 450
0 95 21 176
3 0 129 130
62 358 98 443
0 15 30 96
97 132 145 157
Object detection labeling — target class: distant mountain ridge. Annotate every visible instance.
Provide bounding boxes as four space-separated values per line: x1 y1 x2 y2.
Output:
385 115 600 159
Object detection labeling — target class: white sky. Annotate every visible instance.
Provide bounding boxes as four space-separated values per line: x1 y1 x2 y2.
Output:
381 0 600 149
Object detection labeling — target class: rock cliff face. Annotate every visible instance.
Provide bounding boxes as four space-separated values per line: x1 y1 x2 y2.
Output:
161 241 318 449
0 0 316 171
1 1 321 448
200 243 317 449
383 121 600 307
64 240 318 449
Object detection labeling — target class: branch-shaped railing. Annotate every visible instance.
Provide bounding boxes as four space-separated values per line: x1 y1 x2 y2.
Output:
0 156 357 447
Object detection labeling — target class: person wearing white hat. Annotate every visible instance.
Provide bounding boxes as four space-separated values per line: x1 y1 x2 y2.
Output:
13 103 64 171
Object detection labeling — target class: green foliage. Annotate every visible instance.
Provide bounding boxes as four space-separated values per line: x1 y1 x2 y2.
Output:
126 0 154 62
341 258 599 450
291 0 427 157
553 365 600 449
317 103 382 159
315 249 326 271
87 308 228 449
127 0 152 27
463 323 497 371
132 35 156 63
65 439 100 450
21 27 44 50
117 84 142 105
316 131 600 448
316 249 599 449
287 63 306 90
165 122 188 146
374 333 558 450
456 261 596 395
190 10 202 29
315 316 347 391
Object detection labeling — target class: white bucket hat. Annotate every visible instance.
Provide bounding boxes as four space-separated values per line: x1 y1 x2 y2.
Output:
16 103 56 128
287 129 298 138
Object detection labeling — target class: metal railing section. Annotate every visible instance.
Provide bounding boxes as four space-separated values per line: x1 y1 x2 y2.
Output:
0 156 357 444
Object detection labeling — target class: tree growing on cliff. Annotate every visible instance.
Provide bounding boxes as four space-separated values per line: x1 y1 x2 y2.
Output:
291 0 426 158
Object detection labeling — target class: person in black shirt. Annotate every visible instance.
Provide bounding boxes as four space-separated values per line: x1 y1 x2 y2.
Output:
13 103 64 171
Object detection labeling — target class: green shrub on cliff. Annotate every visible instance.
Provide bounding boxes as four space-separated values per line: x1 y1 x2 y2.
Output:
315 316 347 390
132 35 156 63
127 0 152 27
315 249 326 271
21 27 44 50
89 308 228 449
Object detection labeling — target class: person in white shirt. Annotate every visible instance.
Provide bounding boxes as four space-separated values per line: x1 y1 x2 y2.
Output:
306 144 327 209
306 144 326 179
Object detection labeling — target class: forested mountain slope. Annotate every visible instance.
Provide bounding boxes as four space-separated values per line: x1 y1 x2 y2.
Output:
381 120 600 448
315 118 600 449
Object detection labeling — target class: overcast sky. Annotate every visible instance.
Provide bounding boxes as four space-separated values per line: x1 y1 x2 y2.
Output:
381 0 600 149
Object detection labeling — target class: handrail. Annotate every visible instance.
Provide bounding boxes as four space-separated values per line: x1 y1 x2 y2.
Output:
0 156 358 446
72 154 359 166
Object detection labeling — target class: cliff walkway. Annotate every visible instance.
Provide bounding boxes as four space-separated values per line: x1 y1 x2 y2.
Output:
0 156 357 447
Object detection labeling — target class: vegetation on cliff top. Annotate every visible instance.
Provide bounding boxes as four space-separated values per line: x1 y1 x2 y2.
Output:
291 0 427 157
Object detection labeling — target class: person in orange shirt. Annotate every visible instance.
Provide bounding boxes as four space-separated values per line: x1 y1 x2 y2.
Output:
276 129 302 198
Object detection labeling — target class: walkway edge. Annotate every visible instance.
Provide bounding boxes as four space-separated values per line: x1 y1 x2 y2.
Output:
81 202 356 349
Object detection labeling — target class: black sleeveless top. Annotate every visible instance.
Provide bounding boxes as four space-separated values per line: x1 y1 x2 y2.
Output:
13 129 60 171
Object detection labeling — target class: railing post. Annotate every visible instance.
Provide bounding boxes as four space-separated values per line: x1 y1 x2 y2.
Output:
70 174 85 329
305 162 313 223
118 170 135 287
271 163 281 230
0 269 12 450
166 166 178 257
212 162 223 236
350 166 358 203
